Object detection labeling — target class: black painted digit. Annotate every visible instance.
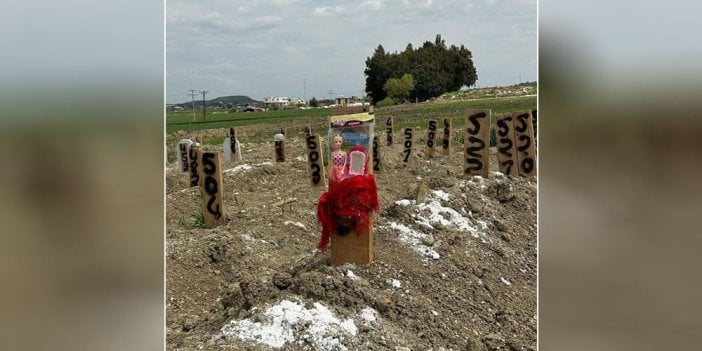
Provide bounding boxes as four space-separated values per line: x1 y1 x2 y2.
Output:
466 136 485 157
467 112 485 134
179 144 188 171
306 135 317 150
403 148 411 162
309 150 318 162
204 176 218 195
206 196 222 219
515 113 529 133
465 159 483 173
521 158 534 173
501 160 514 174
517 135 531 152
202 153 216 174
310 163 321 184
497 119 509 137
498 138 513 156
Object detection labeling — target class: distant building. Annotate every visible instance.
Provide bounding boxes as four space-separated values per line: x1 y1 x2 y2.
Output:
335 96 366 107
263 96 308 108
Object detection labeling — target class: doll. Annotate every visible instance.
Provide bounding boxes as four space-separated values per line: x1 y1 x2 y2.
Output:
330 134 347 183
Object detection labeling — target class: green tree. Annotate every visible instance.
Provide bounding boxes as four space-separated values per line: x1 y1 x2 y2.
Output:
309 96 319 107
364 34 477 103
383 73 415 103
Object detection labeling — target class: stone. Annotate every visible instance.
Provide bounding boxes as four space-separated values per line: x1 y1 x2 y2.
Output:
421 234 435 246
273 272 293 290
465 337 484 351
182 314 199 332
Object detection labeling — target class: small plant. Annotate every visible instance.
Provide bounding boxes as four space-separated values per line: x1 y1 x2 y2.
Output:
180 210 205 229
233 195 246 214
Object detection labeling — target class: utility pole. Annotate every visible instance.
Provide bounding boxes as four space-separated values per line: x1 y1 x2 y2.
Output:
303 78 307 103
328 90 334 106
200 90 208 119
188 90 197 121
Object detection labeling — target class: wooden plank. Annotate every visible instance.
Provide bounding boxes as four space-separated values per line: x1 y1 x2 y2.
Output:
425 119 438 159
305 134 326 187
495 114 518 176
331 222 373 266
372 136 381 172
274 133 285 162
464 110 491 178
386 117 394 146
402 127 414 165
513 111 537 177
188 143 201 187
441 118 451 156
199 151 225 228
331 105 373 116
531 109 537 149
177 139 193 173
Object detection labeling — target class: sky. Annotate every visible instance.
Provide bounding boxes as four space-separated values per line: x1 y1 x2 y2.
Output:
166 0 536 104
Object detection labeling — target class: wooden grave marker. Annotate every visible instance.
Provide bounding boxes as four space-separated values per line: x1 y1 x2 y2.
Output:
386 117 394 146
425 119 438 158
224 127 242 162
305 130 326 187
441 118 452 156
329 105 375 266
402 127 414 165
372 136 381 172
177 139 193 173
188 143 202 187
274 132 285 162
199 151 225 228
464 110 491 178
513 111 537 177
495 114 518 176
531 109 537 149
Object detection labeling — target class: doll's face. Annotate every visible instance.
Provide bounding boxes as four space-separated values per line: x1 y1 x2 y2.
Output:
334 137 343 149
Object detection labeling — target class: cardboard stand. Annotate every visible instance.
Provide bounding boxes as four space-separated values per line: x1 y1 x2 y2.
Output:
372 136 381 172
327 105 376 266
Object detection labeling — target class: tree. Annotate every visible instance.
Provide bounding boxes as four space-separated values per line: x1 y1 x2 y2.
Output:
364 34 477 103
383 73 415 103
309 96 319 107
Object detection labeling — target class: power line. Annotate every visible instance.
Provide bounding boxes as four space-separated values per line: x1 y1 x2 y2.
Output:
187 90 197 121
200 90 208 119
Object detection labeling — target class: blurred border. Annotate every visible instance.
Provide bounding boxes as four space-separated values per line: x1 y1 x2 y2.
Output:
0 0 165 350
539 1 702 349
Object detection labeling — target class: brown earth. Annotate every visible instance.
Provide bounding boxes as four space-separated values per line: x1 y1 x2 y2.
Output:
166 121 536 351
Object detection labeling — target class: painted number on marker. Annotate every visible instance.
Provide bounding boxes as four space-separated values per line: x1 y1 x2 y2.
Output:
201 153 222 220
403 128 413 163
465 112 487 174
516 112 534 174
497 116 514 174
442 118 450 149
306 135 322 185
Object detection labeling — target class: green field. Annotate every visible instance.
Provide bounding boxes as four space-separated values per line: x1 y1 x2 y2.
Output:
166 95 536 134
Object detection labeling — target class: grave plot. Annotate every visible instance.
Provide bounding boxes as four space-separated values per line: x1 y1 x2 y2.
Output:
166 119 536 351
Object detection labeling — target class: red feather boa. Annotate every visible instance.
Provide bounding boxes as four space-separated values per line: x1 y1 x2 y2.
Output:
317 174 379 251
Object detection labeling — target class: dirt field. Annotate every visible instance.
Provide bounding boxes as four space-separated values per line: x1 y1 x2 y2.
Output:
166 121 536 350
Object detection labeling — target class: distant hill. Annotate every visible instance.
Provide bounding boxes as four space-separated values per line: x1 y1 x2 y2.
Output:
176 95 261 107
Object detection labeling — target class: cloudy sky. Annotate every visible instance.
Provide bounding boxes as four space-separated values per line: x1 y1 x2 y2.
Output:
166 0 536 103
